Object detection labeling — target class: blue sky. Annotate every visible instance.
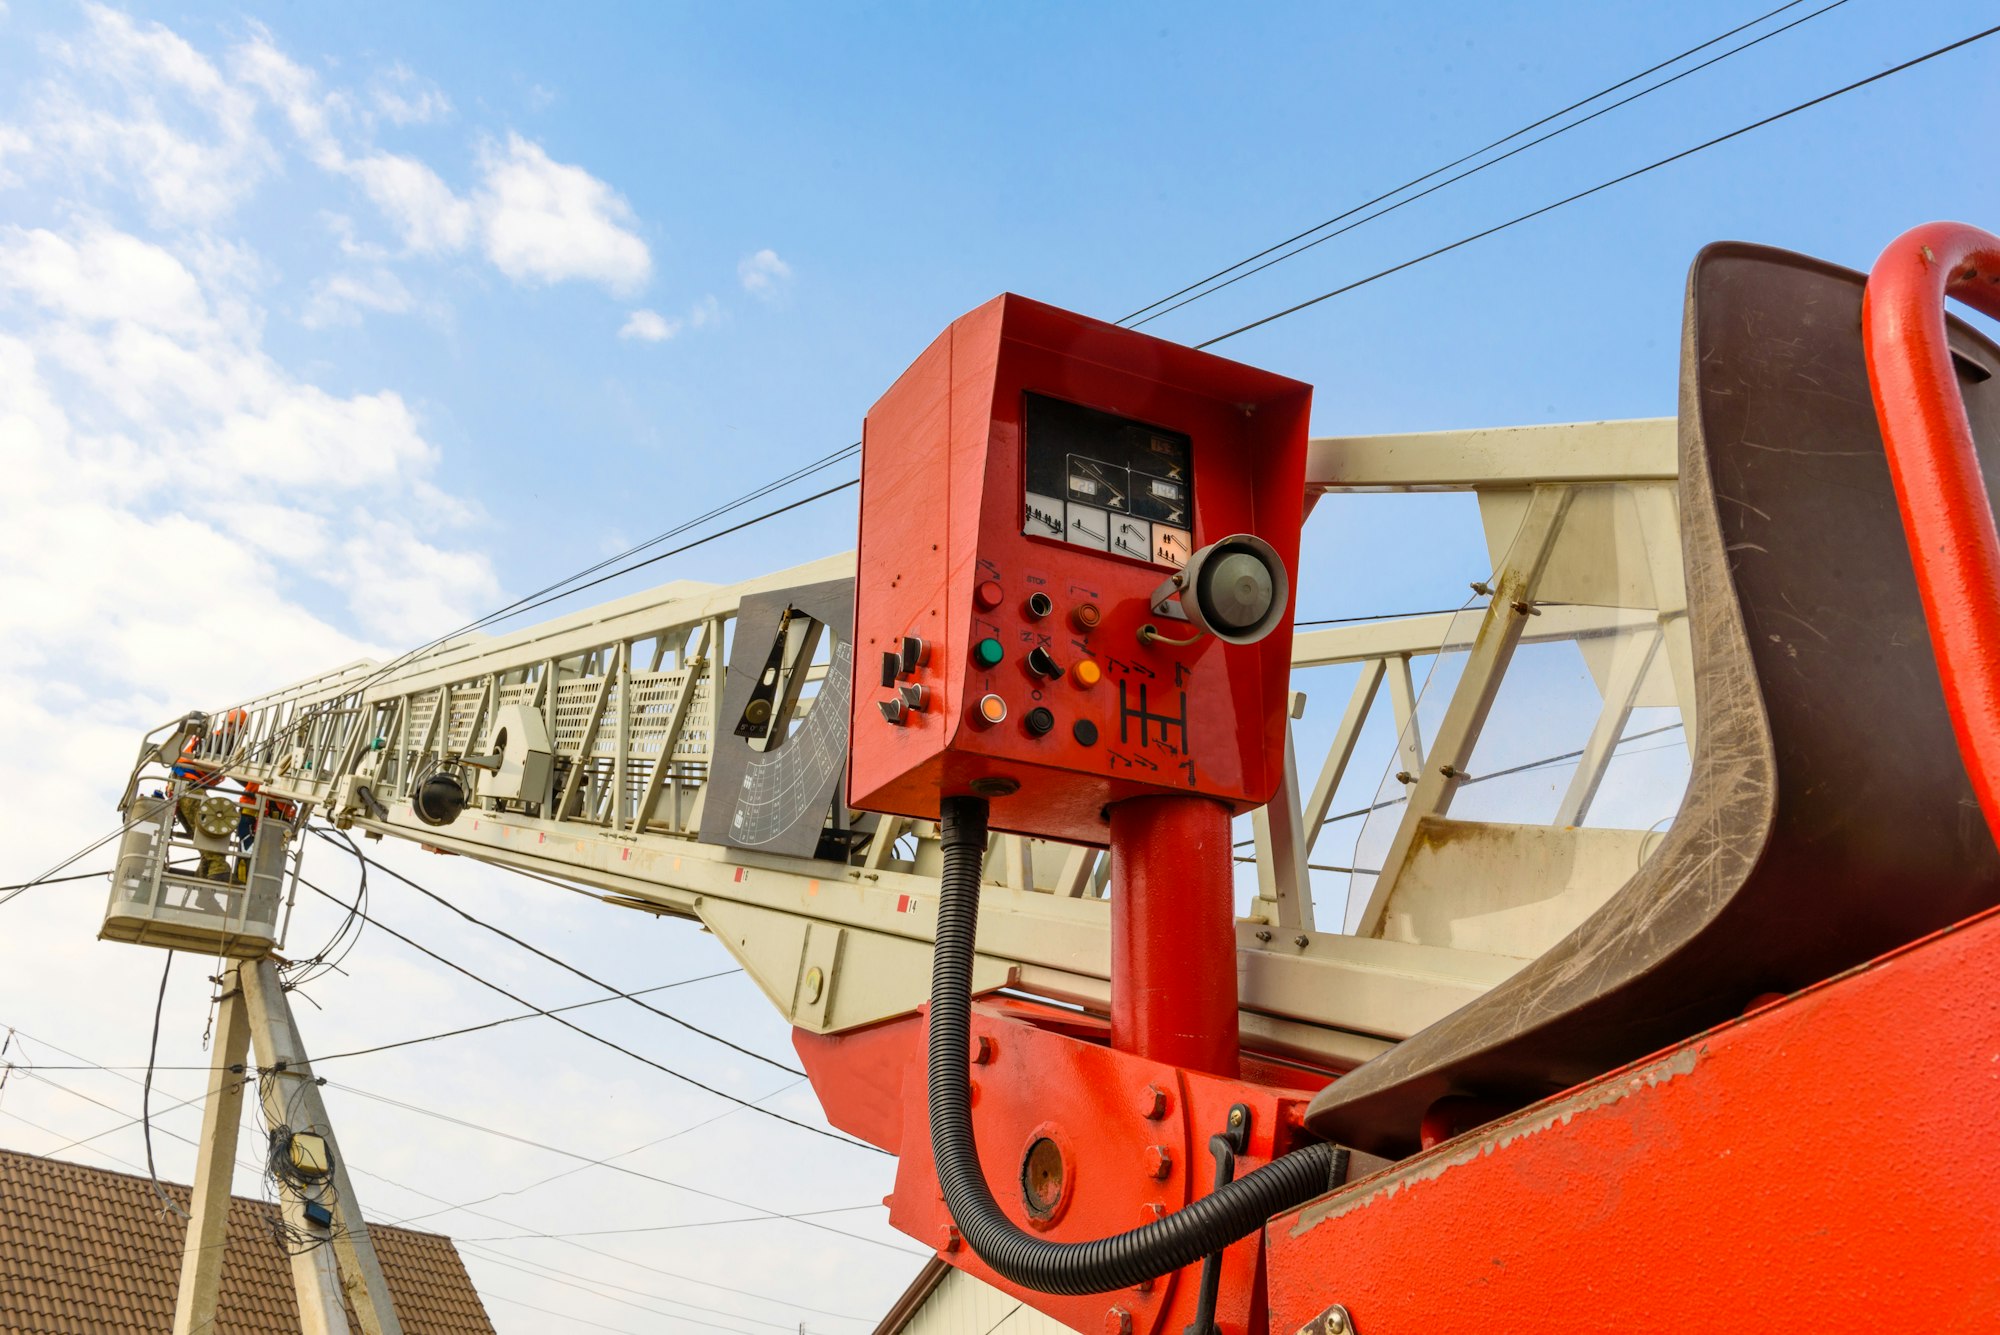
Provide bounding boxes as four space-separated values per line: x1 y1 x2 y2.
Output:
3 3 1998 1332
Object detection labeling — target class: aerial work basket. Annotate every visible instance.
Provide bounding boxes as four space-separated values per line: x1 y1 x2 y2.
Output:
100 778 296 958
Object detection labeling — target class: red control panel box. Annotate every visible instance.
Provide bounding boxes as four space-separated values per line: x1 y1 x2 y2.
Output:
847 295 1310 845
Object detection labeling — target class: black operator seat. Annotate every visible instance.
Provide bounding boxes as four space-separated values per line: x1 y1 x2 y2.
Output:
1305 242 2000 1158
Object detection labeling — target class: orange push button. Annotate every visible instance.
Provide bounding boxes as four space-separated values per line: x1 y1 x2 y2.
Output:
974 693 1009 726
1070 659 1103 689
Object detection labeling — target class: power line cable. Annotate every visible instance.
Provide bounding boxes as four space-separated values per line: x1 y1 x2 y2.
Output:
294 873 882 1153
1127 0 1851 330
4 1022 883 1324
312 968 740 1063
381 1079 809 1229
1117 0 1813 324
140 950 189 1220
324 1078 919 1257
1197 20 2000 350
314 828 801 1076
242 452 861 768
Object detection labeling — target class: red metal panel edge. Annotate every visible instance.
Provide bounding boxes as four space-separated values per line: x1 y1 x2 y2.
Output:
1265 904 2000 1335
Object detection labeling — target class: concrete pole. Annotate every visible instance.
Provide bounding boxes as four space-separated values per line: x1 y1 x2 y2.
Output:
170 967 251 1335
239 958 404 1335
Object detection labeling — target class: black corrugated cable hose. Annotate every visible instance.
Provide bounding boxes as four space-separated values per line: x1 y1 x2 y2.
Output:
930 796 1339 1295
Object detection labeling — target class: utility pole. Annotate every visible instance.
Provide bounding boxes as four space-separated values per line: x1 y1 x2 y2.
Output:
170 959 404 1335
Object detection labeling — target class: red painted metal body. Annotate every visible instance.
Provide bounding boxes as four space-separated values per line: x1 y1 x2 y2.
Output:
1263 904 2000 1335
797 1000 1329 1335
846 294 1311 845
1863 222 2000 837
1109 795 1239 1077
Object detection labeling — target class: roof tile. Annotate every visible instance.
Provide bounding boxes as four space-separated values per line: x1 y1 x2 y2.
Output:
0 1148 495 1334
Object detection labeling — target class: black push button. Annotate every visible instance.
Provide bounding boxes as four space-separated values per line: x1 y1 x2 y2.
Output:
1072 719 1098 746
1025 707 1055 737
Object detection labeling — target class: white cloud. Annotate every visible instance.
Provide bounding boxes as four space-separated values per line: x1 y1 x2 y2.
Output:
619 308 671 341
0 225 210 333
475 133 651 294
371 64 451 125
0 221 491 614
348 151 476 254
22 3 273 224
618 295 717 343
738 247 792 299
302 268 416 328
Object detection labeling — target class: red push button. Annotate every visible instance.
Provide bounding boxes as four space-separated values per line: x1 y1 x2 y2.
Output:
975 580 1004 610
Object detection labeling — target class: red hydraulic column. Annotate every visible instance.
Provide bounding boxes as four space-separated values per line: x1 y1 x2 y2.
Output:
1108 794 1240 1077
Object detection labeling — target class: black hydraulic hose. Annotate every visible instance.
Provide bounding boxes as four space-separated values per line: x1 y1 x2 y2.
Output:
930 796 1339 1295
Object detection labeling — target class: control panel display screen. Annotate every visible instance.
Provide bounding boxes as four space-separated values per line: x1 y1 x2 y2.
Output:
1021 394 1194 569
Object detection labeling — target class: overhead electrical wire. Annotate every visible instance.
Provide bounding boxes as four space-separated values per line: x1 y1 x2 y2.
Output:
1197 20 2000 350
139 951 188 1221
1125 0 1851 329
312 967 741 1063
293 873 882 1153
382 1078 810 1228
4 970 745 1072
325 1078 919 1257
1118 0 1822 323
313 828 802 1076
5 1023 884 1325
245 449 861 765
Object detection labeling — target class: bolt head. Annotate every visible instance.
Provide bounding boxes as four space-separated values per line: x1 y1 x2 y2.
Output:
1104 1307 1133 1335
1327 1308 1349 1334
972 1035 994 1066
1139 1084 1168 1120
939 1225 961 1253
1144 1145 1172 1180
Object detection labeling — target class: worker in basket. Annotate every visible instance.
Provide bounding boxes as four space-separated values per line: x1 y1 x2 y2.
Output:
171 735 231 883
232 781 296 885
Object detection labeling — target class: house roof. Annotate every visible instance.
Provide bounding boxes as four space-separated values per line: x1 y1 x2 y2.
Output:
0 1147 495 1334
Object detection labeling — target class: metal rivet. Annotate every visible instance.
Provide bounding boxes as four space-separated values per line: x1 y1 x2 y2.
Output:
803 967 823 1003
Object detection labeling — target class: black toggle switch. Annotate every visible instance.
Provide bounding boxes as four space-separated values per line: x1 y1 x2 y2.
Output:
1026 645 1062 680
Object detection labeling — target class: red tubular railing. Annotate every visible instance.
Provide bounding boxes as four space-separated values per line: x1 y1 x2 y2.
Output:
1863 221 2000 839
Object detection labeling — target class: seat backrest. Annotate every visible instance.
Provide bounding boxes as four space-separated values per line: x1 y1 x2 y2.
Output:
1306 241 2000 1157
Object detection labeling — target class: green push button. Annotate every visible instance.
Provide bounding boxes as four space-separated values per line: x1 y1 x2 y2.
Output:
974 637 1006 668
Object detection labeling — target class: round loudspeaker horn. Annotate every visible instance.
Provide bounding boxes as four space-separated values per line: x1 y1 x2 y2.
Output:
1181 534 1289 645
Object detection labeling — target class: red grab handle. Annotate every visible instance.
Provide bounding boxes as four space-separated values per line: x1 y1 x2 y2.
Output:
1862 222 2000 838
